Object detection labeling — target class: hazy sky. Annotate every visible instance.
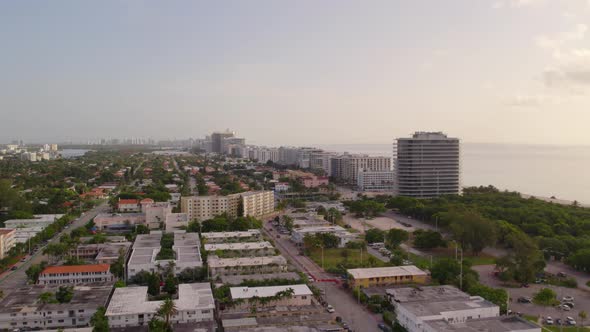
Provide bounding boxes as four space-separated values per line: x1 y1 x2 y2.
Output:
1 0 590 146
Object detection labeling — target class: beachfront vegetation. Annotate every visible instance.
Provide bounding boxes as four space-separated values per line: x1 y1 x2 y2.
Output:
386 186 590 274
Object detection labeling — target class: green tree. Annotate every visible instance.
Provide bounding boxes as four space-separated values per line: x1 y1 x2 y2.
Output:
90 306 110 332
281 215 294 231
147 272 161 296
365 228 385 244
431 258 461 285
533 288 557 306
26 261 47 283
496 232 545 283
413 229 446 249
386 229 409 248
157 298 178 330
447 210 497 255
55 286 74 303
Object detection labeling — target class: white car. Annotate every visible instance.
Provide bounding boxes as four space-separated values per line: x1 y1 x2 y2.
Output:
545 317 554 325
566 317 576 325
562 296 574 302
560 305 571 311
326 304 335 313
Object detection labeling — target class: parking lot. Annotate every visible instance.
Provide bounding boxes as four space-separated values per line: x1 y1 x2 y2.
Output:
473 265 589 325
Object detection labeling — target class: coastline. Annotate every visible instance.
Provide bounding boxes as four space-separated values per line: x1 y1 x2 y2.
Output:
519 193 590 208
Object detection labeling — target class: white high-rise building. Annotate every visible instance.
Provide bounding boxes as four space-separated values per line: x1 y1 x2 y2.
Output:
394 132 460 198
330 154 391 183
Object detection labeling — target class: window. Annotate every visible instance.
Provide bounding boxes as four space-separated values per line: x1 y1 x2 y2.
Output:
58 320 64 323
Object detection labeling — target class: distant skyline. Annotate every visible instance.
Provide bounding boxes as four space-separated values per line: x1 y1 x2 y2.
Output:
1 1 590 146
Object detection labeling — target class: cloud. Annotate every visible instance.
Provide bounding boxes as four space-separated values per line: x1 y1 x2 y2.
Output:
503 94 560 107
535 24 587 55
493 0 545 9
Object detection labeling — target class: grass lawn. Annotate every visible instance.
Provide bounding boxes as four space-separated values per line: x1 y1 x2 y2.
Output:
307 247 390 271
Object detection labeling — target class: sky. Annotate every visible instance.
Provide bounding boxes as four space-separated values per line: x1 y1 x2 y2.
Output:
1 0 590 146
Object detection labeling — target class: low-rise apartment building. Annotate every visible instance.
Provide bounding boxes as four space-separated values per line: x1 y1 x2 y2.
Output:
387 286 539 332
291 226 357 248
0 284 112 330
204 241 275 258
37 264 115 285
229 284 313 309
201 229 262 244
347 266 428 288
68 242 131 265
4 214 64 243
117 199 141 212
181 191 275 222
93 213 146 231
0 228 16 259
208 255 288 277
127 232 203 279
106 283 215 328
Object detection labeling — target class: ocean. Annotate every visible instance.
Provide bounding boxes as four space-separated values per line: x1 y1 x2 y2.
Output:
317 143 590 205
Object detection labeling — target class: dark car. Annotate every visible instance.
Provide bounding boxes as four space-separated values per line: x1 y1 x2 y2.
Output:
517 297 532 303
378 323 392 332
10 266 18 271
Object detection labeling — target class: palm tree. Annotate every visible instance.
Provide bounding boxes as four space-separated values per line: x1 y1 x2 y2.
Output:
158 298 178 329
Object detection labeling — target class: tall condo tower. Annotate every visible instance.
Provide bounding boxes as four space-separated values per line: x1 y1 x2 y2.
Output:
394 132 460 198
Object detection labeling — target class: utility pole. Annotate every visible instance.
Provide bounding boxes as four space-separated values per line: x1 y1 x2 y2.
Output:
459 248 463 290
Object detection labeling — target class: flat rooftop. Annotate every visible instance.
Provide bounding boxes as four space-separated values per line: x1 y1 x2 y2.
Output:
240 190 271 197
348 265 427 279
402 296 497 317
201 229 260 239
174 232 201 247
129 233 202 267
132 233 162 249
387 285 469 303
208 255 287 268
106 283 214 317
292 226 347 234
230 284 312 300
204 241 273 251
424 316 540 332
219 272 301 285
0 284 112 314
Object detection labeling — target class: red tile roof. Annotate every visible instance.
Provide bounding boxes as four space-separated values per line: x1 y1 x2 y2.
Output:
140 198 154 204
41 264 110 275
0 228 15 235
118 199 139 205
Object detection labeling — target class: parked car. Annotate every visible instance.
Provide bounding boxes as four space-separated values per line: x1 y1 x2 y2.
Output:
555 319 563 326
326 304 335 313
10 266 18 271
562 302 574 309
378 323 392 331
517 297 532 303
562 296 574 302
566 317 576 326
560 305 571 311
545 317 554 325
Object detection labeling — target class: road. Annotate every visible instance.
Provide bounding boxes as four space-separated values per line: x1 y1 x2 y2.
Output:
0 202 110 294
263 221 382 332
